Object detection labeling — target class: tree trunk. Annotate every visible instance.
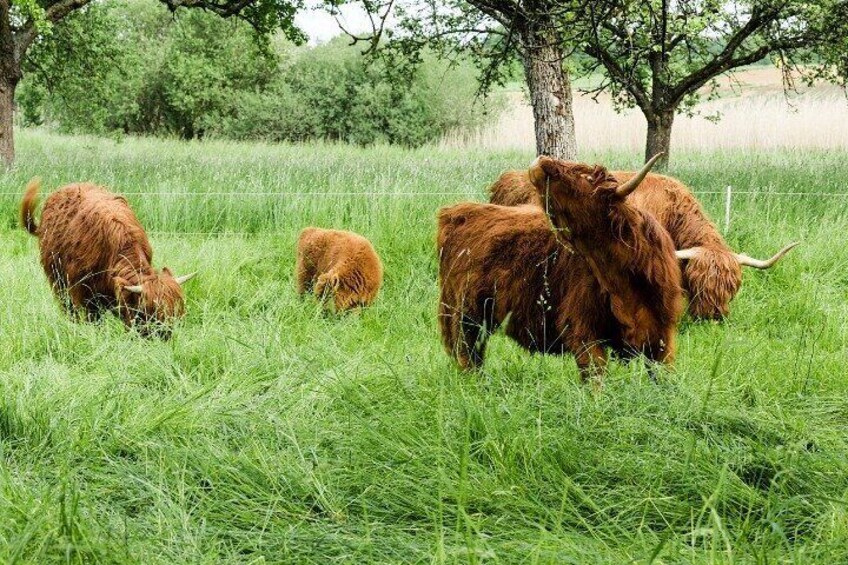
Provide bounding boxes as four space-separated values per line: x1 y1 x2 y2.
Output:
645 109 674 170
521 29 577 160
0 78 15 167
0 0 20 168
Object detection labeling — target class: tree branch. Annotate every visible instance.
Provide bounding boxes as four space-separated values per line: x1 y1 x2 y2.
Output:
16 0 95 57
160 0 255 17
668 5 779 103
670 34 813 106
583 41 651 115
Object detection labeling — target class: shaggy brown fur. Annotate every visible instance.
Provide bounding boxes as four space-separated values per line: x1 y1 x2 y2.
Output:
488 168 791 319
21 178 191 336
296 227 383 312
487 170 540 207
614 171 741 319
440 158 683 383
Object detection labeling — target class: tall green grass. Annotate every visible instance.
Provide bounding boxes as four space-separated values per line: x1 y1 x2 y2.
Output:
0 129 846 563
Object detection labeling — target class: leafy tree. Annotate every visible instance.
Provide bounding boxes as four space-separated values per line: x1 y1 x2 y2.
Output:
19 0 147 133
133 9 279 138
0 0 305 166
19 6 497 146
278 40 495 146
579 0 847 169
333 0 601 159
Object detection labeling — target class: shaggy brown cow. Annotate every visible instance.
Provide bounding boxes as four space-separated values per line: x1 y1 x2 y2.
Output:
296 227 383 312
21 178 195 336
615 171 797 319
439 154 683 384
488 168 796 319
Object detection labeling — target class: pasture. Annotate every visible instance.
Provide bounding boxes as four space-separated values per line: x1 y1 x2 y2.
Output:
0 129 847 562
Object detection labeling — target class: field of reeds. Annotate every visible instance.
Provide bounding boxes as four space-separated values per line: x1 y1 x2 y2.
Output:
443 67 848 154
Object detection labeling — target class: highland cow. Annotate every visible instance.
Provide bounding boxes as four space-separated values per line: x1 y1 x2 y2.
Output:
488 168 796 319
439 154 683 384
296 227 383 312
21 178 195 336
614 171 798 319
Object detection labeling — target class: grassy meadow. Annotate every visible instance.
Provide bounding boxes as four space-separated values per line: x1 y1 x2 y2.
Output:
0 129 847 563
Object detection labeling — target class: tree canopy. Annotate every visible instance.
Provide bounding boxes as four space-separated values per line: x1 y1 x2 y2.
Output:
0 0 309 165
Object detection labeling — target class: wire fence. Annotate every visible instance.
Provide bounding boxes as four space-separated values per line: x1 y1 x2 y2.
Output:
1 190 847 197
4 186 841 238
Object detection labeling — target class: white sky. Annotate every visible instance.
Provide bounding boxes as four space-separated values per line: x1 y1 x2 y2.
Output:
294 4 373 44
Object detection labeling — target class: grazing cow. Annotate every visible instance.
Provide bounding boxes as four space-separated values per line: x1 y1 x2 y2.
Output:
488 168 796 319
296 227 383 312
614 171 798 319
439 155 683 384
21 178 195 336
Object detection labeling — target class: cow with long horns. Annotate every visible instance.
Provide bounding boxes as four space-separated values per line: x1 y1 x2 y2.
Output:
439 154 684 384
21 178 195 336
488 167 797 319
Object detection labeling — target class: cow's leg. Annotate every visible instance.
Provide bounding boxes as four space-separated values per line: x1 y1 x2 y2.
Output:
457 313 489 369
440 300 487 370
333 288 355 313
314 272 338 303
575 343 607 388
562 306 608 387
64 284 89 319
646 331 676 382
296 255 317 295
68 284 108 323
45 261 77 317
439 300 461 361
84 294 109 323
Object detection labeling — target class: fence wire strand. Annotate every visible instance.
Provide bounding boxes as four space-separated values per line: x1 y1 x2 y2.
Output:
4 187 840 238
1 190 847 197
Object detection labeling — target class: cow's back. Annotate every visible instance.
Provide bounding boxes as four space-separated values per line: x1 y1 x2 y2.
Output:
38 184 151 290
488 170 540 207
438 202 590 353
298 227 379 274
614 171 722 248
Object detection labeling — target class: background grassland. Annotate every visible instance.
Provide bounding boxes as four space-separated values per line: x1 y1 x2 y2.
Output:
0 129 847 563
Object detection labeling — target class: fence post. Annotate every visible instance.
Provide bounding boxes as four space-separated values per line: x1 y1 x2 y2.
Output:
724 185 732 233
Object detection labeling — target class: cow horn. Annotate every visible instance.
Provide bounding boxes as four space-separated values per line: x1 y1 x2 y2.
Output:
124 284 143 294
615 153 663 197
675 247 702 260
734 242 799 269
174 272 197 285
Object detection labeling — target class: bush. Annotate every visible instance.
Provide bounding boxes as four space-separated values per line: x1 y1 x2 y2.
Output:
18 1 502 147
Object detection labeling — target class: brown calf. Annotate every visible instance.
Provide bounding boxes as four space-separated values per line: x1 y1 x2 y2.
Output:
296 227 383 312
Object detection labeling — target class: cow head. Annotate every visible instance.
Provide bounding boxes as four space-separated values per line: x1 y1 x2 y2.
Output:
114 269 195 337
676 242 798 320
527 153 663 239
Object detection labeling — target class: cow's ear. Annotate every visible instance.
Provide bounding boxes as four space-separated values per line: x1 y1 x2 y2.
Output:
162 267 173 276
590 165 611 187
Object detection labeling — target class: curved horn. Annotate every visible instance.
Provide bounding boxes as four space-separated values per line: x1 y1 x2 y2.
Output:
675 247 702 260
735 242 799 269
124 284 143 294
615 152 664 197
174 272 197 285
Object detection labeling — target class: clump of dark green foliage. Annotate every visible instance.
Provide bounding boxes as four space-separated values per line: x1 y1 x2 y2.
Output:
18 0 500 147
